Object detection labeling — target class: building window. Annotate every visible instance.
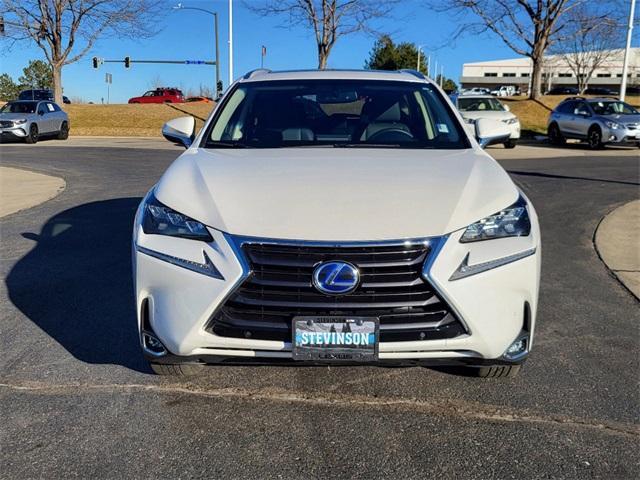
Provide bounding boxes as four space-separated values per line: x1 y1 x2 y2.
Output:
558 73 572 78
502 72 516 77
597 73 612 78
520 73 530 77
484 72 498 77
617 73 631 78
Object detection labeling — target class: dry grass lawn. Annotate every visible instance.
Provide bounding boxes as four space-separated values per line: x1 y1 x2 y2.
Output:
57 95 640 138
65 103 214 137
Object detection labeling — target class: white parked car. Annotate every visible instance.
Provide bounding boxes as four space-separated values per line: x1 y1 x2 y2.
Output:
134 69 540 378
455 95 521 148
491 85 516 97
0 100 69 144
460 87 491 96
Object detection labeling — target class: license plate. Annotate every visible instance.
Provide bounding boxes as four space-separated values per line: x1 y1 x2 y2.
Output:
292 316 379 362
635 132 640 139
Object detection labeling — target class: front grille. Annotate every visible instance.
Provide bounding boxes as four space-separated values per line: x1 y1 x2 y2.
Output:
0 121 14 128
626 123 638 131
207 240 466 343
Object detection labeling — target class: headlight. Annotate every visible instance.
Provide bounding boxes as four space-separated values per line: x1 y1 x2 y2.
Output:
605 121 620 130
460 196 530 243
13 119 27 125
503 117 519 125
141 192 212 242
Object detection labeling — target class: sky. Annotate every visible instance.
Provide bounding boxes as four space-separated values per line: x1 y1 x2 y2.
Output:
1 0 633 104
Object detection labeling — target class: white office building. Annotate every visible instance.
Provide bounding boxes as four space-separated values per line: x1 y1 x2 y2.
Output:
460 48 640 93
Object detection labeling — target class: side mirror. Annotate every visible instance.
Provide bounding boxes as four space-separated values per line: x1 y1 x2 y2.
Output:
162 116 196 148
475 118 511 148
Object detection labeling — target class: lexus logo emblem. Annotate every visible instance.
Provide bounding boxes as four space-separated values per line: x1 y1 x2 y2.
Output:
312 261 360 295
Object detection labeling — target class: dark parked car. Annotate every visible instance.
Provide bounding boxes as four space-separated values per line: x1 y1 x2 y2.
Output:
584 87 616 96
18 89 71 104
546 87 579 95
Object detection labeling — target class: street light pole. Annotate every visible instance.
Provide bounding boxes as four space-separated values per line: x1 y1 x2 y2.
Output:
620 0 636 101
173 3 221 97
228 0 233 85
214 12 220 96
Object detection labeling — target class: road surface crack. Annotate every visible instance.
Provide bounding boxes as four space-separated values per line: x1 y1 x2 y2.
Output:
1 381 638 438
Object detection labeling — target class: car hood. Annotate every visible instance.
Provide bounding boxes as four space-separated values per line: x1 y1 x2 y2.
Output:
460 111 515 121
601 113 640 123
0 113 34 120
154 147 519 241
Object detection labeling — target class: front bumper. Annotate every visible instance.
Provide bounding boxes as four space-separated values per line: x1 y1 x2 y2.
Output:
0 125 28 137
603 126 640 144
506 121 521 139
133 204 541 366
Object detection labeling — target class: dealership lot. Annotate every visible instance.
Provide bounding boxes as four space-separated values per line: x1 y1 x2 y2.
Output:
0 141 638 478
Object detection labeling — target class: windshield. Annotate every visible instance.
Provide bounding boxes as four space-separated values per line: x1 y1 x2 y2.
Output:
588 101 638 116
0 102 38 114
457 97 505 112
204 80 469 149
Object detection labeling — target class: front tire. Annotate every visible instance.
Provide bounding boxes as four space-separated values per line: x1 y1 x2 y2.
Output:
588 126 603 150
149 362 205 376
548 123 565 145
504 139 517 149
57 121 69 140
24 124 38 144
476 365 521 378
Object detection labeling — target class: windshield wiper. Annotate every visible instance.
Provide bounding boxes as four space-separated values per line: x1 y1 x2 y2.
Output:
332 143 403 148
206 141 251 148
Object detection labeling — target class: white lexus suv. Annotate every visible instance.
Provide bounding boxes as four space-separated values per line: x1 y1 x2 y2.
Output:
133 69 540 377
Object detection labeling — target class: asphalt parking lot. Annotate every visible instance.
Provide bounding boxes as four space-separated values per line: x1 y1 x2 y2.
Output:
1 140 639 479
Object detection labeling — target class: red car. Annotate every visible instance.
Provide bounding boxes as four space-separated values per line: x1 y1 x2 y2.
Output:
128 88 185 104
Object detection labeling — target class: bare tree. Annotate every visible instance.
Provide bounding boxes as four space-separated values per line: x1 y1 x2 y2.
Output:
1 0 162 104
550 7 623 94
431 0 582 100
250 0 398 69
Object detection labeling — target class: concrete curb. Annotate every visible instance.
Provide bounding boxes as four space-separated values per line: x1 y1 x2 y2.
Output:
594 200 640 300
0 167 66 218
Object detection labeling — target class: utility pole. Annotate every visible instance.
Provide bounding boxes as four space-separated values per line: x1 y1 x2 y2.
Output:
214 12 220 97
620 0 636 101
228 0 234 85
105 72 112 104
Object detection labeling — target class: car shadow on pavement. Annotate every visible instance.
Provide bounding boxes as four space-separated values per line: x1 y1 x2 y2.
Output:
508 170 640 186
6 197 150 373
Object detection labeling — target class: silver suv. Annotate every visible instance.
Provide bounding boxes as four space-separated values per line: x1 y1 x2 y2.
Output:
547 97 640 149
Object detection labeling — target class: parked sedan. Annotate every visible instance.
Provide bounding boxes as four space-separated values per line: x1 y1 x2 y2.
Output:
455 95 520 148
185 96 213 103
0 100 69 144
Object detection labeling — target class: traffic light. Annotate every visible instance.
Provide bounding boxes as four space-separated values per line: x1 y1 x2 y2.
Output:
124 56 130 68
92 56 99 69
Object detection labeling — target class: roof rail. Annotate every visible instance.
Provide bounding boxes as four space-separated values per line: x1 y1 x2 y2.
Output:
243 68 271 79
398 69 427 80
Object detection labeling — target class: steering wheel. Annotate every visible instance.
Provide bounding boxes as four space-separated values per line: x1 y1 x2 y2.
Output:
366 128 414 143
